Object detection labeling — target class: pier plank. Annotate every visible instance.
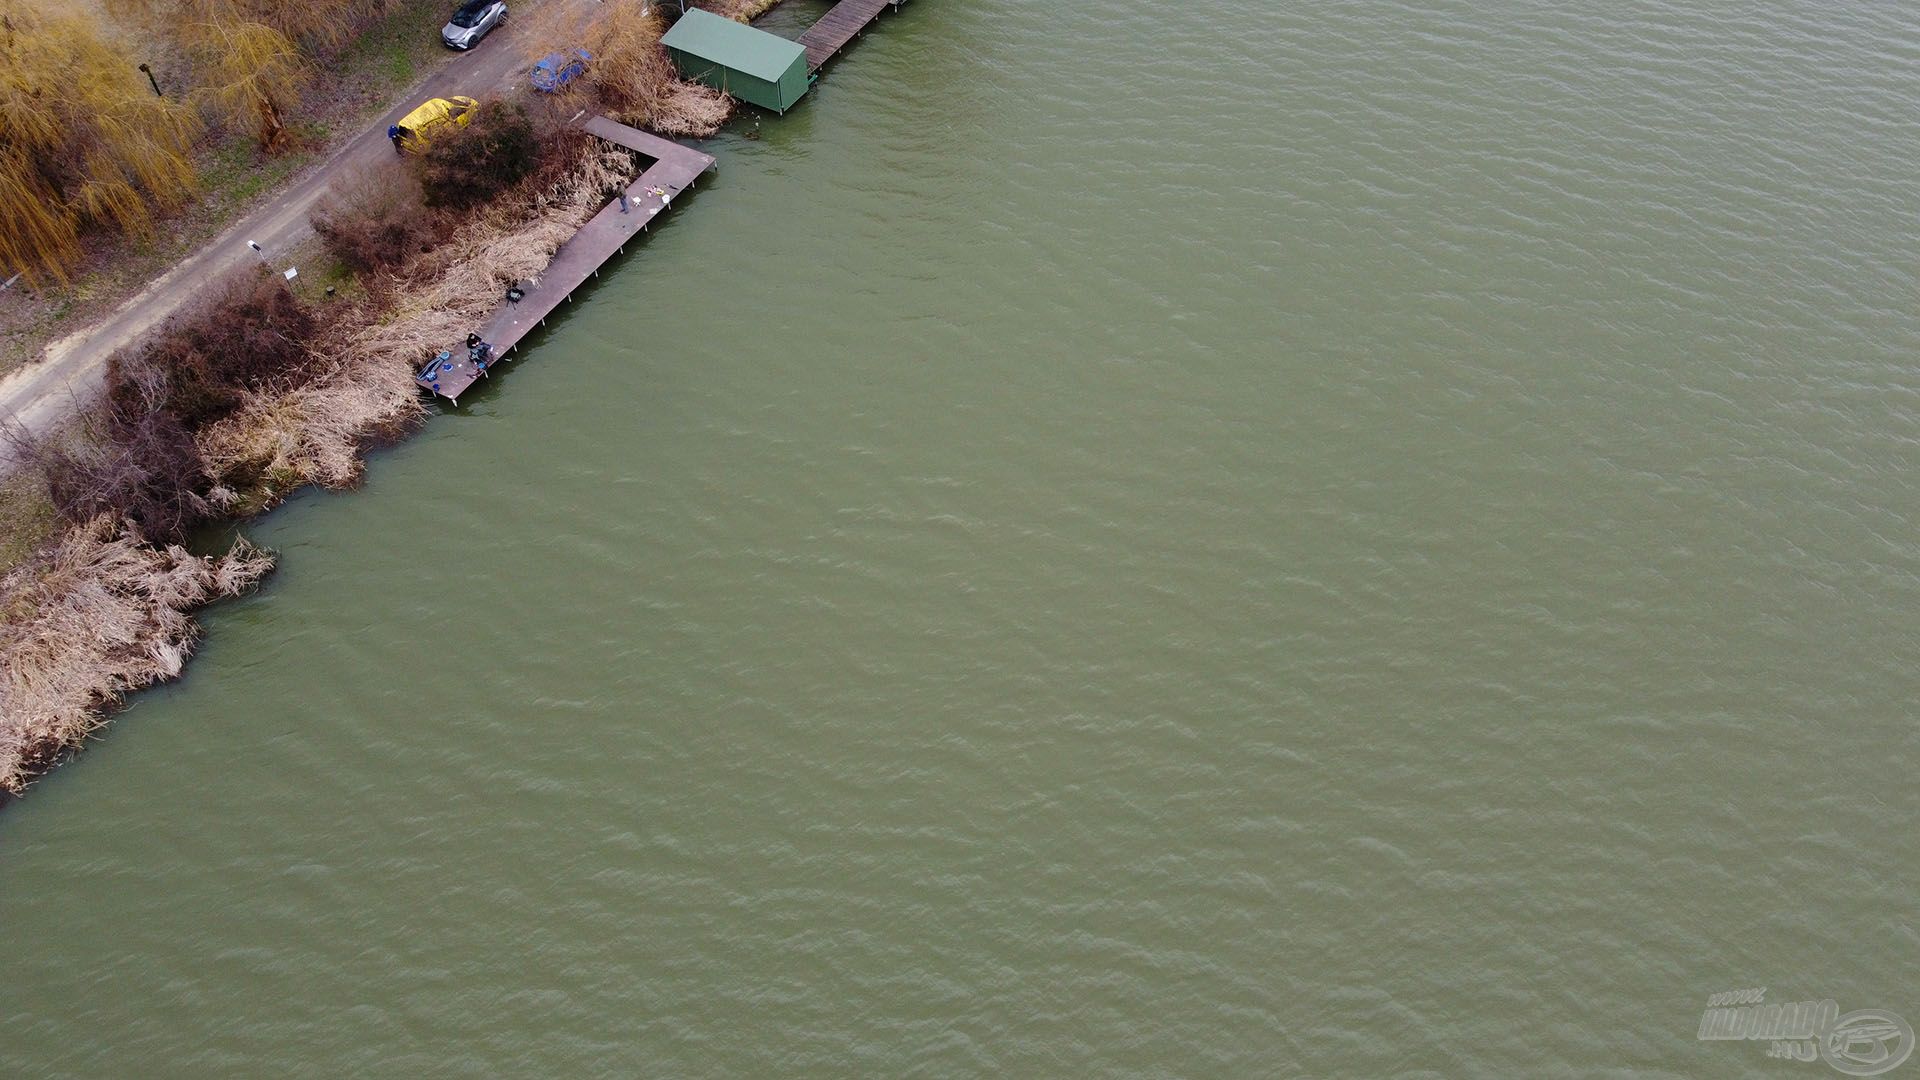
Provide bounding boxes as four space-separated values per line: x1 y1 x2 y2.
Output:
795 0 907 73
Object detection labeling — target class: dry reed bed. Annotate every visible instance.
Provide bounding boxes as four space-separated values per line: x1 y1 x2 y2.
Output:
202 137 635 494
0 0 756 795
577 5 734 138
0 518 272 794
699 0 786 22
649 80 733 138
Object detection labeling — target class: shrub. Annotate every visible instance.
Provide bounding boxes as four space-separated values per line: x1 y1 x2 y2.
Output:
315 202 438 277
13 363 211 543
109 269 319 433
523 127 602 194
313 171 445 277
16 268 322 539
419 100 540 209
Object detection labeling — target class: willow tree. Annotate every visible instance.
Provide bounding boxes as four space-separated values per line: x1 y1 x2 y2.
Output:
107 0 399 54
183 17 304 152
0 4 199 284
108 0 395 151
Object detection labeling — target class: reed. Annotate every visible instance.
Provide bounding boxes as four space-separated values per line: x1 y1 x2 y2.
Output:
200 128 633 496
0 517 272 795
698 0 785 21
555 0 736 138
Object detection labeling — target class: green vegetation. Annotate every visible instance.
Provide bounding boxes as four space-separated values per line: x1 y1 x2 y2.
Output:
0 474 59 576
280 238 363 307
200 141 316 210
338 0 465 94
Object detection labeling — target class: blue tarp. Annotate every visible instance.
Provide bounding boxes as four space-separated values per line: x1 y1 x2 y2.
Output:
532 49 591 92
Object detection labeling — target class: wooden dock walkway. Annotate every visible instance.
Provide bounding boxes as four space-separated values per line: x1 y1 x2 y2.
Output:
794 0 909 73
416 116 716 402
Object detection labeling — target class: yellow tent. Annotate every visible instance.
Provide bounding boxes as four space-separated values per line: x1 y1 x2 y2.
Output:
390 96 478 154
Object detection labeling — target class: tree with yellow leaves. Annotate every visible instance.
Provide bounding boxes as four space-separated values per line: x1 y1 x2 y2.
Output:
108 0 405 151
0 3 200 284
182 16 304 152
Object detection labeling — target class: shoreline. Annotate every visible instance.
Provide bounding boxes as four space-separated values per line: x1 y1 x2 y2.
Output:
0 0 915 800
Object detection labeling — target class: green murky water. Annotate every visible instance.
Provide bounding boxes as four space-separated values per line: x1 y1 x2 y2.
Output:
6 2 1920 1075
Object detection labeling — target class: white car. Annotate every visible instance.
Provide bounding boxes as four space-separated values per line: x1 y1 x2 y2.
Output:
442 0 506 50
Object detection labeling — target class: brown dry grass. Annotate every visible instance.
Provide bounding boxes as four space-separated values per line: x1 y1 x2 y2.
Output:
0 0 715 799
0 516 272 794
697 0 784 21
649 79 733 138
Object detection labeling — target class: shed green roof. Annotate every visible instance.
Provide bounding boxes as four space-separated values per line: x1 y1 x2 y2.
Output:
660 9 805 83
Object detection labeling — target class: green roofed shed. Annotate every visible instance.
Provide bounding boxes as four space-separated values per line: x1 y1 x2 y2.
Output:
661 10 811 114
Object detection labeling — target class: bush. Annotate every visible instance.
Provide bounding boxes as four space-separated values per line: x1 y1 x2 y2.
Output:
315 203 438 277
16 364 211 543
523 127 601 192
107 269 319 433
15 268 323 539
419 100 540 209
313 171 445 277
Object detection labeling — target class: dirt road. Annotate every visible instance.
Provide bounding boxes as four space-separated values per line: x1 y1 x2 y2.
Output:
0 15 552 463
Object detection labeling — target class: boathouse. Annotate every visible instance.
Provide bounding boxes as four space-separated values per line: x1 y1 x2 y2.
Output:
661 9 810 114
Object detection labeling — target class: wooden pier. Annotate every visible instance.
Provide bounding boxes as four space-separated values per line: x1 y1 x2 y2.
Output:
794 0 909 74
416 116 716 402
417 0 918 403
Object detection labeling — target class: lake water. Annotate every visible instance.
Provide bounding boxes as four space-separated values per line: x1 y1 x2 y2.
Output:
5 1 1920 1076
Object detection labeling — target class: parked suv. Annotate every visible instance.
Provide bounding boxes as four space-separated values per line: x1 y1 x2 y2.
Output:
442 0 506 49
